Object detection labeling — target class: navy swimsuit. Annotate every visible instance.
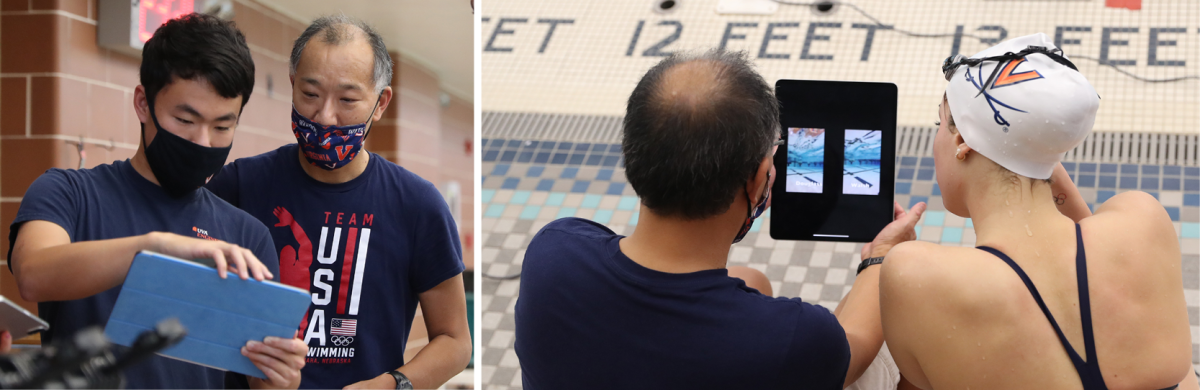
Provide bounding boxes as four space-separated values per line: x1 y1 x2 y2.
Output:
977 224 1178 390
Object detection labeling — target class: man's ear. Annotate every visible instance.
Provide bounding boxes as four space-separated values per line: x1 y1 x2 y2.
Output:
133 85 150 124
371 86 394 123
747 153 773 200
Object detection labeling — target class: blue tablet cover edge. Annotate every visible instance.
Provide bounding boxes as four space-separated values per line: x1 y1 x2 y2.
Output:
104 251 310 378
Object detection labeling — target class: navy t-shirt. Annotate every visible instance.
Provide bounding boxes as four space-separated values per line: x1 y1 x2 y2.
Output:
206 144 464 389
6 160 278 389
515 218 850 390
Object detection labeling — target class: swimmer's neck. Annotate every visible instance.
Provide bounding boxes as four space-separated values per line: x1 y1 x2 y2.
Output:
620 204 741 274
966 177 1073 249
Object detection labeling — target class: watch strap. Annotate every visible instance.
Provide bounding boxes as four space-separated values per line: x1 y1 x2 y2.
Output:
388 370 413 390
857 256 885 275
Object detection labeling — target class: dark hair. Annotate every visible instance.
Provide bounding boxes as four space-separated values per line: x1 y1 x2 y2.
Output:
140 13 255 109
622 50 779 220
290 14 393 93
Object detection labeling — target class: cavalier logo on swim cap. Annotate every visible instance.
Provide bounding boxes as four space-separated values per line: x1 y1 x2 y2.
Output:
960 60 1037 132
945 33 1099 180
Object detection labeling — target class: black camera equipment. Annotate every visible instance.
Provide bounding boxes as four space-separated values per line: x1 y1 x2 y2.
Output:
0 318 186 389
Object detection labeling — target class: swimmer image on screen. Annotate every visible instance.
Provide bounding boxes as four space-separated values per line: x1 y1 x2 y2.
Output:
786 127 825 193
843 129 882 195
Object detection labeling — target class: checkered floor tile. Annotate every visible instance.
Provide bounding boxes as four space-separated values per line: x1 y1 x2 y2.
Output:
480 138 1200 388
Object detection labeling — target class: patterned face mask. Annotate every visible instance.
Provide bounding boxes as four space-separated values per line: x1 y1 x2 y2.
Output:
291 98 380 170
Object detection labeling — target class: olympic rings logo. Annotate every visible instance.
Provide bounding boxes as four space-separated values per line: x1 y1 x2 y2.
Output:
331 336 355 346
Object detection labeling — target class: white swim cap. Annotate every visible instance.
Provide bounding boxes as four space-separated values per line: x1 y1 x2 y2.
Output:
944 33 1099 179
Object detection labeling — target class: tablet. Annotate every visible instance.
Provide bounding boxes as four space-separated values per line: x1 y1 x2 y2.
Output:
771 80 897 242
105 251 310 379
0 296 47 336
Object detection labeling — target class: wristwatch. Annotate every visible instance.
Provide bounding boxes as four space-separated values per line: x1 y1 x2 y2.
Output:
856 256 885 275
388 370 413 390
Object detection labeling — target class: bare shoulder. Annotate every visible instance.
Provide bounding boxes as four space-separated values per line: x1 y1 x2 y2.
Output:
881 242 985 306
881 241 980 287
880 241 1018 316
1091 191 1174 238
878 241 1016 389
1088 190 1179 264
1095 190 1166 215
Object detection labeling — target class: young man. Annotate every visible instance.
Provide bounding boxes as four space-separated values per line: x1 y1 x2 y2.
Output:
206 15 471 389
514 50 925 389
8 14 306 389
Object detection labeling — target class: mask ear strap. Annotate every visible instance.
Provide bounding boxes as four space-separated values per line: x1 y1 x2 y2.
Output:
748 170 770 208
143 94 163 150
361 94 384 141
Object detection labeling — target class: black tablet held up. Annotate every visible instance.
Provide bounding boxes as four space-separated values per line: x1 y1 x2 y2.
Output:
770 80 897 242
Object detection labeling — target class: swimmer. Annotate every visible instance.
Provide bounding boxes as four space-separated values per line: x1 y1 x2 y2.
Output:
879 33 1197 390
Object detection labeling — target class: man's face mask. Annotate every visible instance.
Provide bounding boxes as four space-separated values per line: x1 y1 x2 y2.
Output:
142 97 233 198
291 97 380 170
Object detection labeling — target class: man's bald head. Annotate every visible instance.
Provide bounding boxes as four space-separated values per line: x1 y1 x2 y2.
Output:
622 50 779 220
290 15 393 93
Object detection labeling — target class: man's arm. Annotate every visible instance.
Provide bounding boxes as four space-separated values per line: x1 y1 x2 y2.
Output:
345 275 472 389
834 201 925 388
11 221 272 302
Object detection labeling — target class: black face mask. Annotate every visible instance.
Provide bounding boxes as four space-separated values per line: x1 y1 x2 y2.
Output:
142 97 233 198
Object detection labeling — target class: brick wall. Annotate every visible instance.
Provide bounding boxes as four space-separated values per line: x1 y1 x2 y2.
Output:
370 55 476 270
0 0 474 335
396 59 445 185
441 95 475 271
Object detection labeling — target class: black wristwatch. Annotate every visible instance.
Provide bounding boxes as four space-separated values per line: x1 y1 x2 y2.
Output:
856 256 885 275
388 370 413 390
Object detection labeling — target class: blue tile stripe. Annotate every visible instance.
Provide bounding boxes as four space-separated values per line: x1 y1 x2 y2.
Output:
488 137 1200 195
484 139 624 167
483 137 1199 236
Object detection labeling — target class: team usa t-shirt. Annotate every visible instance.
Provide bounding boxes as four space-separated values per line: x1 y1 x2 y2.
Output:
515 218 851 390
207 144 464 389
7 160 278 389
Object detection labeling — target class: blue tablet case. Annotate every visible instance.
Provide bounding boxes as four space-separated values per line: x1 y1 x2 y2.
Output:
105 251 310 378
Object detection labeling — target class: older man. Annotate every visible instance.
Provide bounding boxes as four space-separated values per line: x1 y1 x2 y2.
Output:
206 15 471 389
514 50 924 389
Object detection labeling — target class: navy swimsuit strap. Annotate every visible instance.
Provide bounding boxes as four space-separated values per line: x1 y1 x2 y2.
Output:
977 224 1109 390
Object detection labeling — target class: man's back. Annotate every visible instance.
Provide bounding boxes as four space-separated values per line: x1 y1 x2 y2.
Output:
515 218 850 389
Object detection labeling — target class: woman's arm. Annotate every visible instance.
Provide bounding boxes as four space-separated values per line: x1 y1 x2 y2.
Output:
1049 163 1091 222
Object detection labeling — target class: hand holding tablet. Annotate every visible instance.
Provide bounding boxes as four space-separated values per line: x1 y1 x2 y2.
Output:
105 251 310 379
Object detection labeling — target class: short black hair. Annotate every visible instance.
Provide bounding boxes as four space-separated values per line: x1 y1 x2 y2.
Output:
290 14 393 93
622 50 779 220
140 13 254 109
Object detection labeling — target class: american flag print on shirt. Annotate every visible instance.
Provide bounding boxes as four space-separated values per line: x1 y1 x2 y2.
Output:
331 319 357 336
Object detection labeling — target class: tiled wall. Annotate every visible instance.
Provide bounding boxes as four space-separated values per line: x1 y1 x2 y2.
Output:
481 0 1199 134
478 136 1200 387
0 0 473 323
